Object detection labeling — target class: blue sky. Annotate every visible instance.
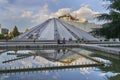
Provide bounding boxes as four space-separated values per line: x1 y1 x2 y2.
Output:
0 0 109 32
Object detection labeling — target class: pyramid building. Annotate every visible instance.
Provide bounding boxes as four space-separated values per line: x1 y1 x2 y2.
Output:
15 18 99 41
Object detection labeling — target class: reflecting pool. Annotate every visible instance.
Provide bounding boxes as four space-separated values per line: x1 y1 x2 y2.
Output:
0 48 119 80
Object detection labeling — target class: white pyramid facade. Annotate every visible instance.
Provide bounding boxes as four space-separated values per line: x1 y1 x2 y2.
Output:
14 18 99 41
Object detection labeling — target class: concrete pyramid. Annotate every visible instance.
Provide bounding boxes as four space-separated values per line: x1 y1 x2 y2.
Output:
15 18 99 41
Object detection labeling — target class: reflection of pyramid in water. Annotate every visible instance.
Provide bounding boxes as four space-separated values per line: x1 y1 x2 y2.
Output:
15 18 98 41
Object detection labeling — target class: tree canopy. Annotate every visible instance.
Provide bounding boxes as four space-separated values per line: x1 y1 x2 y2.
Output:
12 26 20 37
25 28 29 32
94 0 120 39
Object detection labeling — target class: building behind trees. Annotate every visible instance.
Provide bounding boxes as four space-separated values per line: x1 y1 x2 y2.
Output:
0 24 9 35
0 25 20 39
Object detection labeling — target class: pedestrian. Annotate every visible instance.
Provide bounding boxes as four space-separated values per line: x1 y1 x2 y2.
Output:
33 39 35 43
57 39 60 44
63 38 66 44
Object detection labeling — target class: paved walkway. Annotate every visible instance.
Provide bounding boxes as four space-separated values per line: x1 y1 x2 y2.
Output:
0 41 120 58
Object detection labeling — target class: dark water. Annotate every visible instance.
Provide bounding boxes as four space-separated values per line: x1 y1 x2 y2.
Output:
0 49 119 80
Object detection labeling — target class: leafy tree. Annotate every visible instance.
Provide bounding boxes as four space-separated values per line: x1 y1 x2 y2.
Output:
0 34 4 39
96 0 120 39
25 28 29 32
12 26 20 37
9 32 14 39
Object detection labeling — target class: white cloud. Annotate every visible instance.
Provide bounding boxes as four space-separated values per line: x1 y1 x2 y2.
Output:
0 2 99 25
31 7 71 23
72 6 99 21
100 0 111 7
21 11 33 18
50 6 99 22
50 8 71 18
31 5 99 23
31 4 49 23
100 72 118 78
101 2 107 5
100 1 111 5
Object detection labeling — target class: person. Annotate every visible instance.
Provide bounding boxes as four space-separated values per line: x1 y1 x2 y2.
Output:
69 37 72 41
57 39 60 44
57 49 60 53
63 38 66 44
70 37 72 41
62 49 66 54
33 39 35 43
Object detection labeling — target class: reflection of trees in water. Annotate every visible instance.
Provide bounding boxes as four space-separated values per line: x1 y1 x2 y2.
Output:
90 54 120 80
109 74 120 80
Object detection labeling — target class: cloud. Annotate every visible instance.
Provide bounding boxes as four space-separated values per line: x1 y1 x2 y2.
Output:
101 2 107 5
50 8 71 18
0 1 101 31
31 4 49 23
50 6 100 22
21 11 33 18
6 0 56 11
50 6 99 22
100 1 111 5
31 7 71 23
100 72 118 78
20 61 32 67
72 6 99 21
0 0 8 3
5 7 16 12
31 5 99 24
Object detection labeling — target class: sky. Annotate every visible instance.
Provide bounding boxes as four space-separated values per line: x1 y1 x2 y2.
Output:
0 0 109 32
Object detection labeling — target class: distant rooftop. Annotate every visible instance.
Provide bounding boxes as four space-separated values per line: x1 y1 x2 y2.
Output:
58 14 87 23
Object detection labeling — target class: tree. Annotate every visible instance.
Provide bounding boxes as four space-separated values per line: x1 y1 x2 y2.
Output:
9 32 14 39
96 0 120 39
12 26 20 37
0 34 4 39
25 28 29 32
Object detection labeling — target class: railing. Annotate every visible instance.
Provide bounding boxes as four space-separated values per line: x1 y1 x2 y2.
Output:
0 61 104 74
